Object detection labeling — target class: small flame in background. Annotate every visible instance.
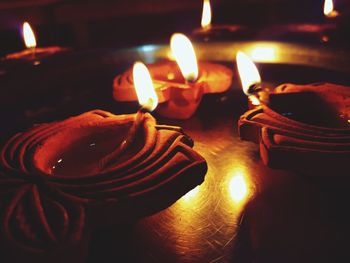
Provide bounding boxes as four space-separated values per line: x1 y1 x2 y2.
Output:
201 0 212 29
132 62 158 111
236 51 261 96
23 22 37 49
324 0 339 18
170 33 199 82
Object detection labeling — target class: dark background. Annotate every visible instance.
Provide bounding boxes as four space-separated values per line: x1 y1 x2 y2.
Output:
1 0 350 56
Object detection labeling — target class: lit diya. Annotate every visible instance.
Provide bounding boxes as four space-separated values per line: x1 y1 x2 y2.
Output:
258 0 340 44
236 52 350 176
1 22 69 66
192 0 247 41
113 33 233 119
0 62 207 262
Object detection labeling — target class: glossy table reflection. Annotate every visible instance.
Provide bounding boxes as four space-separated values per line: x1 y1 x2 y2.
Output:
86 104 262 263
87 95 350 263
1 41 350 263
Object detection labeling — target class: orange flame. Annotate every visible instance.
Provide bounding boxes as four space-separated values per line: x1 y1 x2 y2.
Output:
324 0 338 18
201 0 212 29
170 33 199 82
236 51 261 96
132 62 158 111
23 22 36 49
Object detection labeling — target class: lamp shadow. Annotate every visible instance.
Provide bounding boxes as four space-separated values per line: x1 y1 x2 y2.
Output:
232 175 350 263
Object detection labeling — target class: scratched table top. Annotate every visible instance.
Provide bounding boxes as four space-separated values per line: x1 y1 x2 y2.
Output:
1 41 350 263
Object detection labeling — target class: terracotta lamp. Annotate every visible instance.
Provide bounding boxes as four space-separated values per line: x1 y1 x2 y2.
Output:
2 22 69 65
192 0 246 41
236 52 350 176
259 0 340 43
0 63 207 262
113 33 233 119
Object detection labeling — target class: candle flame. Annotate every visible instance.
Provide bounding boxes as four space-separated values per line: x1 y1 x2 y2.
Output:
133 62 158 111
324 0 338 17
236 51 261 96
23 22 37 49
170 33 198 82
201 0 212 29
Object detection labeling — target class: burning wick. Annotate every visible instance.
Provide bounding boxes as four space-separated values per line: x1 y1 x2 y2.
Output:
236 51 269 106
120 61 157 147
131 61 158 132
100 62 158 167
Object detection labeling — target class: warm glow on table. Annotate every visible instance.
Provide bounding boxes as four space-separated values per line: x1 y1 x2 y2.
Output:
181 186 200 202
250 45 278 62
229 173 249 203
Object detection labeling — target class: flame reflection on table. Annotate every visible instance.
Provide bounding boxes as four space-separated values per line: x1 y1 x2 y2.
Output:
229 173 248 203
133 116 259 260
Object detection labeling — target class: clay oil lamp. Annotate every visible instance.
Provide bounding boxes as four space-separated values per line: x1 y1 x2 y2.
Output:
236 52 350 176
1 22 69 66
259 0 340 44
192 0 246 41
113 33 233 119
0 62 207 262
